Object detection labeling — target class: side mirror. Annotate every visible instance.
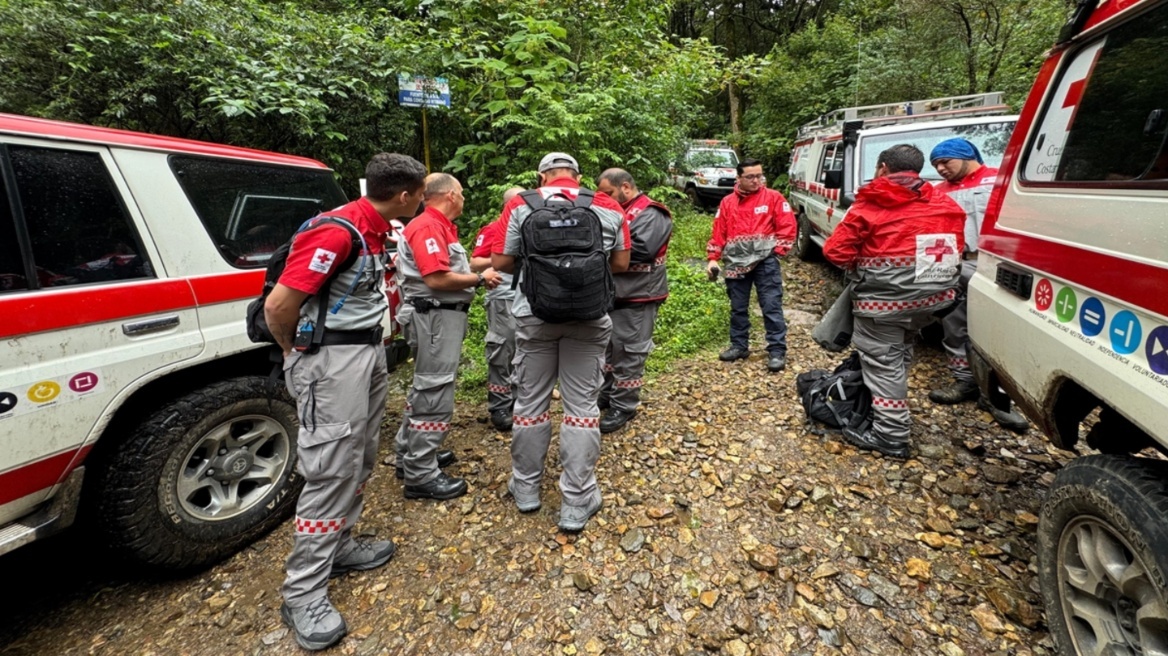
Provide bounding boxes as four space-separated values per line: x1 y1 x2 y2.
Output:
822 170 844 190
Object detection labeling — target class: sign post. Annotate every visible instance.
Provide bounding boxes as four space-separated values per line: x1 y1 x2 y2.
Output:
397 74 451 173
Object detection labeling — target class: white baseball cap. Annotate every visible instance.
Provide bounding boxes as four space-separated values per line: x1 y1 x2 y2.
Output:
537 152 579 173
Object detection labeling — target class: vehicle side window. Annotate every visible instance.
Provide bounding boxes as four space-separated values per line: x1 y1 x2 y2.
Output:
170 156 348 269
1022 5 1168 184
820 143 844 176
0 171 29 293
8 146 151 288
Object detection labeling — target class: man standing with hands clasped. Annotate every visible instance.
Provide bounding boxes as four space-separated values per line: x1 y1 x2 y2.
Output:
706 158 797 372
926 138 1028 432
393 173 502 502
264 153 425 651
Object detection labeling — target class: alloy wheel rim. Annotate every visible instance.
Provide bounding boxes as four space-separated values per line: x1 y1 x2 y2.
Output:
1057 516 1168 656
174 414 292 521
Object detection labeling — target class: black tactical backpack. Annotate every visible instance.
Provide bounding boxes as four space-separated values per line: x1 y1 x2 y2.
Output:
795 352 873 431
517 189 614 323
244 215 364 344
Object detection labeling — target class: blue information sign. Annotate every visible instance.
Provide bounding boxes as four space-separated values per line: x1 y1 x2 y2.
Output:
397 74 451 109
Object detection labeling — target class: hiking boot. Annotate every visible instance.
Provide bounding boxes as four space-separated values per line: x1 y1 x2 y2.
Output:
490 410 513 432
719 346 749 362
928 379 979 405
559 492 603 532
598 395 610 411
841 427 910 460
977 396 1030 434
403 472 468 500
330 538 396 578
507 478 541 513
767 353 787 372
281 597 347 651
600 409 637 434
394 449 456 479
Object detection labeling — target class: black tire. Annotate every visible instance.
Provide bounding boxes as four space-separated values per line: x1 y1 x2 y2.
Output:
685 185 704 210
88 376 302 571
1038 455 1168 655
793 212 820 261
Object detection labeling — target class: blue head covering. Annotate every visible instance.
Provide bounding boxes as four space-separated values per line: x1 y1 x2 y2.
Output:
929 138 984 164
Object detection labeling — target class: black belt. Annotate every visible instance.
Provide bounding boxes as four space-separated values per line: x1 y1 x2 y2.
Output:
410 298 471 313
319 326 383 346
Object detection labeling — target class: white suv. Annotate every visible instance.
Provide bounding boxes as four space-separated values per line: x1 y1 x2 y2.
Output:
669 140 740 209
0 113 404 570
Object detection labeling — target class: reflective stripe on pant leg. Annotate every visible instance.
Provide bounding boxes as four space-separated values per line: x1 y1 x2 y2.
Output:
282 346 369 606
725 276 752 350
754 255 788 355
852 316 911 442
609 304 657 412
941 261 975 382
511 316 558 491
485 298 516 415
558 316 610 506
403 308 466 486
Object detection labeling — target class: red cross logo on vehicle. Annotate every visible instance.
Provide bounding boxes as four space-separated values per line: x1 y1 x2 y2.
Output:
924 239 955 262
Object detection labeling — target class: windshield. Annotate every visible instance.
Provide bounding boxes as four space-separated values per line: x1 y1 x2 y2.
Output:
687 149 739 169
859 120 1016 184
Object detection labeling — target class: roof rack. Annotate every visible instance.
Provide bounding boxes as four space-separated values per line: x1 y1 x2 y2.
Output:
688 139 731 148
797 93 1008 139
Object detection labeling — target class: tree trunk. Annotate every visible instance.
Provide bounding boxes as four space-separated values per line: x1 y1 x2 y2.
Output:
729 79 742 140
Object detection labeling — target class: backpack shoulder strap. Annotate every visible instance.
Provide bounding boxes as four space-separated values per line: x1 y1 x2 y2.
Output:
573 188 596 209
519 190 547 211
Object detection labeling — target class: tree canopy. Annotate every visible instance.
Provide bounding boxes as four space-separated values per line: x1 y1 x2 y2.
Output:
0 0 1070 224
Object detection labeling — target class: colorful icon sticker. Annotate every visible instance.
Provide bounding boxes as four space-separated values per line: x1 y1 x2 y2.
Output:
27 381 61 403
1055 287 1077 323
1079 297 1106 337
1148 326 1168 376
0 392 16 416
1108 311 1142 356
68 372 100 393
1034 279 1053 311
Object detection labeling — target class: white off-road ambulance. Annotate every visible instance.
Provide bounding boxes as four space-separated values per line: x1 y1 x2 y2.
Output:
788 94 1017 260
0 114 408 570
668 139 740 210
967 0 1168 652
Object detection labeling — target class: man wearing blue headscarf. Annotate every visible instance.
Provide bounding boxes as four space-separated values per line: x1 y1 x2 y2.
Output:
927 138 1028 433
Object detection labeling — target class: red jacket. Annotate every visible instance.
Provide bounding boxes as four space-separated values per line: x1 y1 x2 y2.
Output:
706 186 797 278
823 174 966 317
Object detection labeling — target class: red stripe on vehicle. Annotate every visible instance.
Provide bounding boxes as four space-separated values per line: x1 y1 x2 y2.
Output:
0 279 196 339
188 271 264 305
0 445 92 507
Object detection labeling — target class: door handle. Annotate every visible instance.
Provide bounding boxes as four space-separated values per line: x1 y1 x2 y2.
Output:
122 315 180 336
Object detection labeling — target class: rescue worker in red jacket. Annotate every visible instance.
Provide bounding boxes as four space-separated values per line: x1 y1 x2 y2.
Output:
393 173 502 501
926 138 1028 433
596 168 673 433
823 144 966 459
469 186 525 432
264 153 426 651
706 159 797 372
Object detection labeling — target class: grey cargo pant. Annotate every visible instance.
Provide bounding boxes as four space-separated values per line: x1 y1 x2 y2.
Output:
485 298 516 415
282 344 387 606
940 260 977 383
393 307 469 485
511 314 610 507
852 313 934 442
600 303 659 412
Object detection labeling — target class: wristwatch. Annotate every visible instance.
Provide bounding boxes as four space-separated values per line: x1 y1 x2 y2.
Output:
475 272 485 288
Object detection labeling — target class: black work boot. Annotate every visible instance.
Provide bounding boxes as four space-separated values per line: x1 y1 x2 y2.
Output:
977 396 1029 434
767 353 787 372
490 409 513 432
395 449 456 479
928 379 979 405
404 472 468 500
719 346 749 362
841 427 910 459
600 408 638 434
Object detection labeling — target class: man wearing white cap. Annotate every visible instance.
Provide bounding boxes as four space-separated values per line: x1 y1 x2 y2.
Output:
491 152 630 532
